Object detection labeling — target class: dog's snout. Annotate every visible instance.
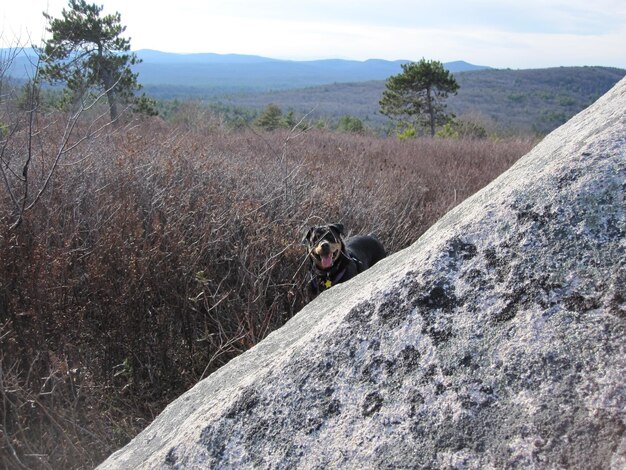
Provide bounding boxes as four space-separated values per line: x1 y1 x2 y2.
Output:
320 241 331 254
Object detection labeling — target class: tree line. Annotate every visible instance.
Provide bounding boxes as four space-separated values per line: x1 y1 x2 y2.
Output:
11 0 461 136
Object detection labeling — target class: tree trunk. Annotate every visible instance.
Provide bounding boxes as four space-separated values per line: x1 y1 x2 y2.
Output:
98 48 119 122
101 69 119 122
106 86 119 122
427 86 435 137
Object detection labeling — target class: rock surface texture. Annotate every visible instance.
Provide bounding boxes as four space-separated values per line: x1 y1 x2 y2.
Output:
99 79 626 469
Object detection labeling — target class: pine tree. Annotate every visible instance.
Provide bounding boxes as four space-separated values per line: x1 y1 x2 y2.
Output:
39 0 142 121
255 104 284 131
380 59 459 137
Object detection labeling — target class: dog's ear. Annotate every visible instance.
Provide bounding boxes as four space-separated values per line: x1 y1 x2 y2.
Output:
301 227 314 245
329 223 344 236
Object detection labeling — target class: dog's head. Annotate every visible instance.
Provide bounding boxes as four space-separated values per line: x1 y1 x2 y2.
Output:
302 223 344 270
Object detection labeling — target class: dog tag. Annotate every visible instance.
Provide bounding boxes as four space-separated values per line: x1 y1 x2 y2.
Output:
324 280 332 289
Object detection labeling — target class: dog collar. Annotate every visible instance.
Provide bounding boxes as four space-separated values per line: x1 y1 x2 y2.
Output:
333 266 347 283
313 266 347 292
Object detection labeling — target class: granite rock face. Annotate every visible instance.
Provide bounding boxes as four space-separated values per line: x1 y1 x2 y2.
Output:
99 79 626 469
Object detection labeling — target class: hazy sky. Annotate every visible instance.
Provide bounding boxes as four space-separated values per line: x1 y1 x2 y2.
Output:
2 0 625 68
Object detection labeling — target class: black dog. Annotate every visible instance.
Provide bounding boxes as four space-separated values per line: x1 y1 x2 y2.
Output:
302 223 386 297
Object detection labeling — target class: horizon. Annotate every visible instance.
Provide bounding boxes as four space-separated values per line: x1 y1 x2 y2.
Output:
2 0 625 69
129 50 626 71
8 46 626 71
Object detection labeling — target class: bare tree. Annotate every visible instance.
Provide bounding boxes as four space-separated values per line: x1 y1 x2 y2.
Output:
0 45 115 230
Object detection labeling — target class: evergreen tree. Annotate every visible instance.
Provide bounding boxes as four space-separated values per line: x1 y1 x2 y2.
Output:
337 115 364 133
380 59 459 137
255 104 283 131
39 0 143 121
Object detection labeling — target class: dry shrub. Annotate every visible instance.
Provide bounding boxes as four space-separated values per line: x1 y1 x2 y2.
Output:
0 112 536 468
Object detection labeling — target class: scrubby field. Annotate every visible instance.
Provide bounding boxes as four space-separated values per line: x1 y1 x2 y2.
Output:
0 111 535 468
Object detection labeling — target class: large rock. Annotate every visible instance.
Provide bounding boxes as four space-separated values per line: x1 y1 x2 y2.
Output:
99 79 626 469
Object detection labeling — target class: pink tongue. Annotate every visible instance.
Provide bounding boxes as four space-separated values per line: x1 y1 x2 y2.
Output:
321 254 333 269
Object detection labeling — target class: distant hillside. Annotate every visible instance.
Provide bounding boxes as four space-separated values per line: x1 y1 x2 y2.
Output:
133 50 488 95
135 50 283 64
217 66 625 135
1 48 489 95
3 48 623 135
449 67 625 134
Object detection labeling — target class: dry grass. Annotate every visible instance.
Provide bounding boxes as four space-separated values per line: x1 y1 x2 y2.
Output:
0 111 536 468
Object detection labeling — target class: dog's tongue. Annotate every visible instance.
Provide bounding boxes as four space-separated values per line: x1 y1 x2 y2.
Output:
321 254 334 269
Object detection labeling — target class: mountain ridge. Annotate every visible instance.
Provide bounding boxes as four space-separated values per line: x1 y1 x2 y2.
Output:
131 50 489 90
2 47 489 90
133 49 487 70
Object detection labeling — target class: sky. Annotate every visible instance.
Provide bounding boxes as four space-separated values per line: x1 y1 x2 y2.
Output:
2 0 625 69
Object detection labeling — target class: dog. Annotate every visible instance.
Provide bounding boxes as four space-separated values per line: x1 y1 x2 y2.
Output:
302 223 386 297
